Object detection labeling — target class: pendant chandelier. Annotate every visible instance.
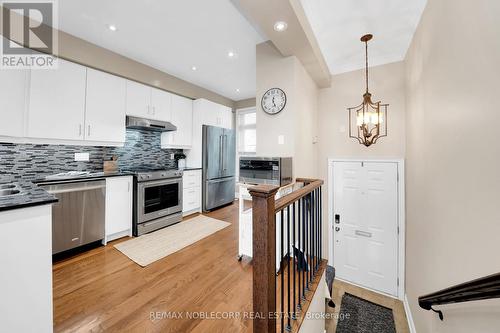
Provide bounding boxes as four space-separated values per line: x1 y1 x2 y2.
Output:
348 34 388 147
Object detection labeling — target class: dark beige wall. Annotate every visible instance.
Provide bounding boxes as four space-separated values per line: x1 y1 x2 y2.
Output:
405 0 500 331
234 98 256 109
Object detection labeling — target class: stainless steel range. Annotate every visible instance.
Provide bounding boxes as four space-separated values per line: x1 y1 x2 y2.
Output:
129 167 183 236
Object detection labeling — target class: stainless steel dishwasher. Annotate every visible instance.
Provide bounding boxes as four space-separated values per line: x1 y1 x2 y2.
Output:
39 179 106 254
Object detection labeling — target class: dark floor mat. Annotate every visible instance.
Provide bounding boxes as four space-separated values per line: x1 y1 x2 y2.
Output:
336 293 396 333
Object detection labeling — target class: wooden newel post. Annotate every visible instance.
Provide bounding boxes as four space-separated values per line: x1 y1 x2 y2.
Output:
248 184 279 333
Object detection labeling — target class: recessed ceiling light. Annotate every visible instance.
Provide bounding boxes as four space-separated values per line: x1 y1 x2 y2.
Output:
227 50 237 58
107 24 117 31
191 66 197 71
274 21 288 32
236 88 240 93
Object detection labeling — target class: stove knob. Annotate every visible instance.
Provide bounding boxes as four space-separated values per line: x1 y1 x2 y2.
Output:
161 173 166 177
147 175 151 179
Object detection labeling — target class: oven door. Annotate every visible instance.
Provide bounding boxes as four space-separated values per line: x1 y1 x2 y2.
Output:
137 178 182 224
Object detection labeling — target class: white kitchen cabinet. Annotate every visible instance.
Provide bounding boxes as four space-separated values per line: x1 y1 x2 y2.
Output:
151 87 172 121
28 58 87 140
0 67 28 137
85 69 126 143
182 170 201 215
185 98 233 168
104 176 133 243
126 80 173 122
161 94 193 148
0 205 53 333
126 80 151 119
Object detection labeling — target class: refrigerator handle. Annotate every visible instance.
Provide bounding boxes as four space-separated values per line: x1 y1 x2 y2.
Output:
223 134 227 172
219 135 223 175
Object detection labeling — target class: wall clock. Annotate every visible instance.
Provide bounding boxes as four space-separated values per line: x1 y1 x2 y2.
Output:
261 88 286 115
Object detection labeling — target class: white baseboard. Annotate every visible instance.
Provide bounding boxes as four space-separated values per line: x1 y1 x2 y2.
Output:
404 294 417 333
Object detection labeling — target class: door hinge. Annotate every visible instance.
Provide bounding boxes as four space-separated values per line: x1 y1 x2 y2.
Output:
397 226 400 235
397 171 399 182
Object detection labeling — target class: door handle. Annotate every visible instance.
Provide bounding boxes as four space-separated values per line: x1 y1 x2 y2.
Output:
79 124 82 137
335 227 340 232
355 230 372 238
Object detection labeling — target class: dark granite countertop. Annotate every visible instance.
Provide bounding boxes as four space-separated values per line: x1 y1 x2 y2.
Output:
32 170 135 185
0 181 58 212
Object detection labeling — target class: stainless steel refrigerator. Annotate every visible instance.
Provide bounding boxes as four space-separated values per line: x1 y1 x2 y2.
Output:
202 125 236 211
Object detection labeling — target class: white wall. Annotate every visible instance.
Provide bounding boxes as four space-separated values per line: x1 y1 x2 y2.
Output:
256 41 319 179
404 0 500 332
317 61 406 259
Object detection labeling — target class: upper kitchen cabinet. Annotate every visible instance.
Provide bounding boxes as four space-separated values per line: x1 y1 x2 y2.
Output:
194 98 233 129
151 87 172 121
28 58 87 141
185 99 233 168
126 80 173 122
85 69 126 143
161 94 193 149
0 67 28 138
126 80 151 119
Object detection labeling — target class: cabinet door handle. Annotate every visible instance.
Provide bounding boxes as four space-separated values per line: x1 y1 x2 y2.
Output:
79 124 82 136
127 182 130 192
152 106 156 115
87 125 91 137
147 105 150 114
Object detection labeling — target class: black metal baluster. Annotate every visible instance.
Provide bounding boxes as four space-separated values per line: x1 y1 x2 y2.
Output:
287 206 291 331
315 188 319 271
298 198 302 306
281 210 284 333
311 190 316 278
320 187 322 261
304 195 311 291
302 196 307 296
292 201 296 318
314 190 317 273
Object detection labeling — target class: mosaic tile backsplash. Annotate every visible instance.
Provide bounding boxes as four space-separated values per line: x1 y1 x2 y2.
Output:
0 129 182 182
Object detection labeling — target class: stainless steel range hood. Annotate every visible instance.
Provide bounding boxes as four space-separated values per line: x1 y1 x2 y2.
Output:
126 116 177 132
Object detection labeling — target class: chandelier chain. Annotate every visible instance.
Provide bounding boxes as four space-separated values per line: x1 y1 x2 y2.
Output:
365 39 369 94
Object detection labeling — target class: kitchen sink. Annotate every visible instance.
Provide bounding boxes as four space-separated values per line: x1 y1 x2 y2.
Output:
0 189 21 197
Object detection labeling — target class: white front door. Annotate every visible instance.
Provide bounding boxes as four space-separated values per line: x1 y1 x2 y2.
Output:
333 161 399 296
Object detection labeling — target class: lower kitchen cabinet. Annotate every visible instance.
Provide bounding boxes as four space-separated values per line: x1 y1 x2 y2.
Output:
104 176 133 243
182 170 201 215
0 205 53 333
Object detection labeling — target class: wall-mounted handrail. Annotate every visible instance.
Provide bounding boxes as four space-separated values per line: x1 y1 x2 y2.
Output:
418 272 500 320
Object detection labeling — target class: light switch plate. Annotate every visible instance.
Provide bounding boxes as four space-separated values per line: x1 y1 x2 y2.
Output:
74 152 89 162
278 135 285 145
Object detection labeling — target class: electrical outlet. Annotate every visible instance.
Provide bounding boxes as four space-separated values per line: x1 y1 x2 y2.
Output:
74 153 89 162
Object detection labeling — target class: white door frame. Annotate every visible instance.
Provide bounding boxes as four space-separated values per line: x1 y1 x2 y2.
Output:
327 158 405 300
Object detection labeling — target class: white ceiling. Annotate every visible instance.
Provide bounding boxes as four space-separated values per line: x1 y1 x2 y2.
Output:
58 0 264 100
300 0 427 74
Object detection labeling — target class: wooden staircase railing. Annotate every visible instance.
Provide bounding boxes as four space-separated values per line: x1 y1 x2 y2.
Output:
249 178 325 333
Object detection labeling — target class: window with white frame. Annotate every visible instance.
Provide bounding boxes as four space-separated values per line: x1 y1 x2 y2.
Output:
236 108 256 154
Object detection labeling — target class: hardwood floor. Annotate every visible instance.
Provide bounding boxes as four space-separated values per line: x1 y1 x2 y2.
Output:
53 202 254 333
53 202 407 333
